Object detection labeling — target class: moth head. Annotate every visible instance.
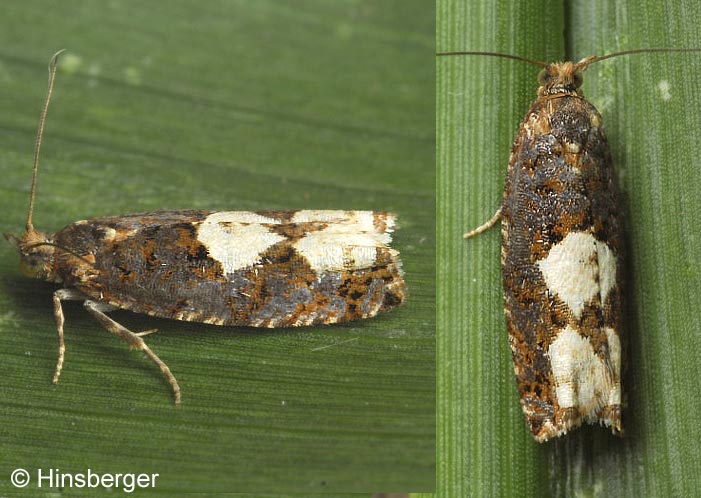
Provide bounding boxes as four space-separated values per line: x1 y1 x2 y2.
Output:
537 61 588 97
4 229 58 281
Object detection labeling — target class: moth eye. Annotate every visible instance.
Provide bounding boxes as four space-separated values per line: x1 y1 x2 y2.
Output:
30 252 47 268
573 72 584 88
19 252 45 278
537 69 551 86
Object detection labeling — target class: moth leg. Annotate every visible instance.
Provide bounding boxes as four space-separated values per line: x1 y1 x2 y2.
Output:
52 288 88 384
464 207 502 239
135 328 159 337
82 300 181 405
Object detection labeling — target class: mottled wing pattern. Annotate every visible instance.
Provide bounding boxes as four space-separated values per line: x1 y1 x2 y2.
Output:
502 95 623 441
53 210 405 328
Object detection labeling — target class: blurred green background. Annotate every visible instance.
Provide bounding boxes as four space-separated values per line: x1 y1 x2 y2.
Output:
438 0 701 497
0 0 435 495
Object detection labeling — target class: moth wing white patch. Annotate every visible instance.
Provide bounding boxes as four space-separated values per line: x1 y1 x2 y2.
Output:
294 231 381 273
537 231 616 318
548 326 616 413
595 240 616 304
292 212 395 272
197 212 284 273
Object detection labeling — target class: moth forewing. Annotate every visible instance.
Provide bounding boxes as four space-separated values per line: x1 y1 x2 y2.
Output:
51 210 406 329
500 65 624 441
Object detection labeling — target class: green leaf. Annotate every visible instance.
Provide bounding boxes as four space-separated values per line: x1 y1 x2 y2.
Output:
438 0 701 497
0 1 434 494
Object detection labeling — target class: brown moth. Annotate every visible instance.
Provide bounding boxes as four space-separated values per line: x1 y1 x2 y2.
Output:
5 52 406 404
438 48 700 442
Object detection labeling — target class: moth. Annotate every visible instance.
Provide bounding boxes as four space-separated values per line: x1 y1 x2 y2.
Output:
5 52 406 404
438 47 700 442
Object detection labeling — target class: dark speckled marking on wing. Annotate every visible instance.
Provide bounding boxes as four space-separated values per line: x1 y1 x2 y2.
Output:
52 210 406 328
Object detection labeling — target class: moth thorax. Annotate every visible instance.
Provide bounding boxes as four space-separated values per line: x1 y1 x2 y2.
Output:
537 61 585 97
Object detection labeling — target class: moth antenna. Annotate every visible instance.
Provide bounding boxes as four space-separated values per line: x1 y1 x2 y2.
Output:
437 48 701 72
436 50 548 68
26 49 66 233
579 47 701 70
